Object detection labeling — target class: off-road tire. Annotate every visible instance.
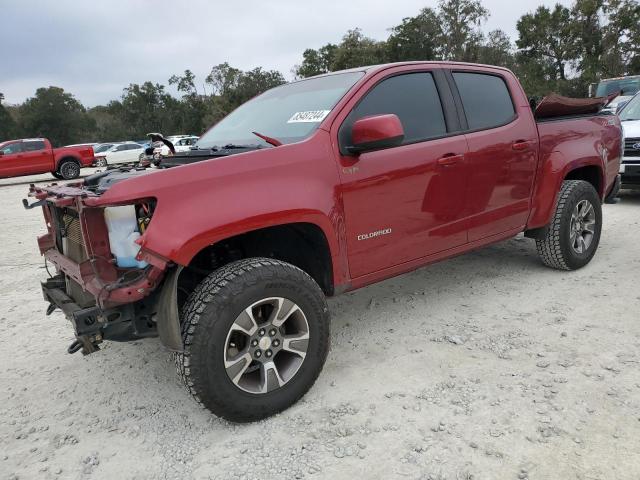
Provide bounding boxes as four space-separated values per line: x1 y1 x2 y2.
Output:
57 159 81 180
175 258 330 422
536 180 602 270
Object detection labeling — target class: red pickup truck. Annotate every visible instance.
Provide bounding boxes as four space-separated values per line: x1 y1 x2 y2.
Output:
0 138 94 180
26 62 622 422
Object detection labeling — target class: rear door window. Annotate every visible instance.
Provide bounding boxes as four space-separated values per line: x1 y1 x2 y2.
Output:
340 72 447 150
452 72 515 130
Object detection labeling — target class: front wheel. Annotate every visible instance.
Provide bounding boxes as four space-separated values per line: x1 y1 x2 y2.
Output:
94 158 108 168
175 258 330 422
536 180 602 270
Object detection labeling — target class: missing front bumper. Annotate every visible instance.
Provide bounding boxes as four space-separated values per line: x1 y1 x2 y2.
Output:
41 275 159 354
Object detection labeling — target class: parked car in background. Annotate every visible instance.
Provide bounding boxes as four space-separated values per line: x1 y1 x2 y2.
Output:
27 62 621 422
618 91 640 187
590 75 640 114
0 138 94 179
591 75 640 98
92 143 116 165
602 95 633 115
154 135 199 157
93 142 145 167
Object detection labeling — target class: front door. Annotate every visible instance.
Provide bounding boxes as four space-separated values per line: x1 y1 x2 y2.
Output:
335 70 470 278
0 141 25 177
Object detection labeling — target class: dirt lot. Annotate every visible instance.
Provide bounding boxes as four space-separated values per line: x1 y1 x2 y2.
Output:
0 171 639 480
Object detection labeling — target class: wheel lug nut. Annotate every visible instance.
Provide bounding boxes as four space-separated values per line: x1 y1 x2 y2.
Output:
272 339 280 347
265 349 272 358
269 329 277 336
258 328 265 336
255 350 262 358
251 339 258 347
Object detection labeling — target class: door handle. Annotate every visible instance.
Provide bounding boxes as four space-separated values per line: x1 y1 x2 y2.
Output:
512 140 532 151
437 154 464 166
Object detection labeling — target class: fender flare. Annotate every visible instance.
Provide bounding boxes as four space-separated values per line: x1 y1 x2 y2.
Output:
155 265 183 352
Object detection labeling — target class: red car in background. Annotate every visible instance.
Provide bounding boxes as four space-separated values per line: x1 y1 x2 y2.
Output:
0 138 94 180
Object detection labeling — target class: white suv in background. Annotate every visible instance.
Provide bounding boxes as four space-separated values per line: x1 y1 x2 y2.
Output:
618 92 640 188
154 135 199 157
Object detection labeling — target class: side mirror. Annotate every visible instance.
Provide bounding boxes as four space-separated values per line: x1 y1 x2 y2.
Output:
348 114 404 154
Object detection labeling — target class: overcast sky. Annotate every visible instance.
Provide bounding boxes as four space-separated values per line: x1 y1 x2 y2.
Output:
0 0 572 107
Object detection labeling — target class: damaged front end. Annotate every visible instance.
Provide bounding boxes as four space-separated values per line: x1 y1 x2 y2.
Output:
25 176 182 355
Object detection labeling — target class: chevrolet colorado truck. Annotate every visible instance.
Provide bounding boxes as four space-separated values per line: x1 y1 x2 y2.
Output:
0 138 94 180
25 62 622 422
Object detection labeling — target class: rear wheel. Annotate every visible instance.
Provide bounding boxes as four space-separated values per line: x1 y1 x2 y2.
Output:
57 159 81 180
175 258 330 422
536 180 602 270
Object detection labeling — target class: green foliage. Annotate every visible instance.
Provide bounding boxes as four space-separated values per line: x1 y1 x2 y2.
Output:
6 0 640 145
0 93 17 142
437 0 489 61
205 63 286 121
295 44 338 78
386 8 440 62
17 87 96 147
517 5 576 81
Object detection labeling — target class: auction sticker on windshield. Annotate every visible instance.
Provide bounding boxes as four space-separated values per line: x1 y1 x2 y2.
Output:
287 110 331 123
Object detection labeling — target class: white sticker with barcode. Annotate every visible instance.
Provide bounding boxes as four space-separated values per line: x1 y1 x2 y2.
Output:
287 110 330 123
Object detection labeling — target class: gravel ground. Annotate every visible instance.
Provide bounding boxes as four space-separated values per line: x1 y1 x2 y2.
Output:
1 171 639 480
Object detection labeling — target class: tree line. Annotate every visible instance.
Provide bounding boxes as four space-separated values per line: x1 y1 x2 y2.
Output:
1 0 639 146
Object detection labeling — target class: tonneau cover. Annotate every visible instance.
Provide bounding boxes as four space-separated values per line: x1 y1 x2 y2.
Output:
535 92 619 119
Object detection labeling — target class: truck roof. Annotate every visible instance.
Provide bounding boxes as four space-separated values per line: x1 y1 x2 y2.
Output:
304 61 513 80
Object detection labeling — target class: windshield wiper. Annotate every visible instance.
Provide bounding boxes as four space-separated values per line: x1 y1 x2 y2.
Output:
621 118 640 122
252 131 283 147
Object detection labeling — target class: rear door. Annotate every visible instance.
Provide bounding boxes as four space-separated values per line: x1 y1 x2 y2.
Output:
448 69 538 241
334 67 470 278
0 141 25 177
21 140 51 174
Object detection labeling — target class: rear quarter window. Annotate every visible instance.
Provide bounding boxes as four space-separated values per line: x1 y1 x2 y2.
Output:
23 141 46 151
453 72 515 130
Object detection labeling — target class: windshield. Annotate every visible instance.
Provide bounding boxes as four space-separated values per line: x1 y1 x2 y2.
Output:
94 144 113 153
196 72 364 149
619 94 640 121
596 77 640 97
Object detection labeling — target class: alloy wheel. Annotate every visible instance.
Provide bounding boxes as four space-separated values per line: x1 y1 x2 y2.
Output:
569 199 596 254
223 297 309 394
